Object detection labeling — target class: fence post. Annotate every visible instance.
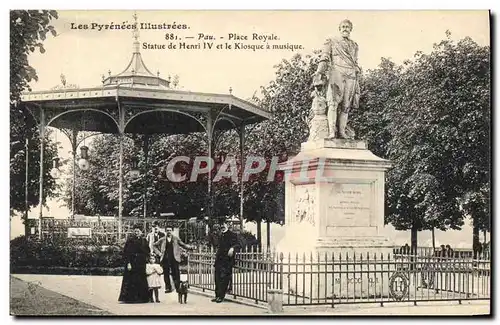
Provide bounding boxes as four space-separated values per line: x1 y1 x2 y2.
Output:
279 252 284 290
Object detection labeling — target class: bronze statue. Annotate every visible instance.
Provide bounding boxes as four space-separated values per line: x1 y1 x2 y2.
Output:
312 19 361 139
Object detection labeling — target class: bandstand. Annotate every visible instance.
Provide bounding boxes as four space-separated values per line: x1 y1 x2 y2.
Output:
21 15 271 240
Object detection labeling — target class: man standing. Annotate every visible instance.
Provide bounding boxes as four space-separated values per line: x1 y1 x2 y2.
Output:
153 226 193 293
212 220 239 303
313 19 361 139
146 221 165 257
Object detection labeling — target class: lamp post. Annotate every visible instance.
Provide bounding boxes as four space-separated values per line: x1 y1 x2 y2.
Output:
78 145 90 171
50 157 61 179
129 156 140 179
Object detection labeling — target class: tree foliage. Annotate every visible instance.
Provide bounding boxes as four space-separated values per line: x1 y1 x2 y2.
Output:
10 10 59 217
64 131 241 220
244 53 319 225
353 33 490 246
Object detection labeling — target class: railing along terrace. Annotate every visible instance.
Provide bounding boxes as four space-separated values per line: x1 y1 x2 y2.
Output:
33 218 206 245
186 248 490 307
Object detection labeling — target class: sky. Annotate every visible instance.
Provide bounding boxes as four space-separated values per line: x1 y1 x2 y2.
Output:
27 10 490 99
10 10 491 243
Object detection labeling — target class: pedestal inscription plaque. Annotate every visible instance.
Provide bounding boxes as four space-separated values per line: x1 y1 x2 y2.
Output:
327 183 372 227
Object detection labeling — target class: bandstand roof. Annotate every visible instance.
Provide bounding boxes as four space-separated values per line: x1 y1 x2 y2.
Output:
21 86 271 134
20 15 271 135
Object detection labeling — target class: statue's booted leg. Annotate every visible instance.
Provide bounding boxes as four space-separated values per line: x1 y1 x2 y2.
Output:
327 103 337 138
338 111 349 139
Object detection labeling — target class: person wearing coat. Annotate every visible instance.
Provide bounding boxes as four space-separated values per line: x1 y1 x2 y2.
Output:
118 224 151 303
212 220 240 303
146 221 165 261
152 226 194 293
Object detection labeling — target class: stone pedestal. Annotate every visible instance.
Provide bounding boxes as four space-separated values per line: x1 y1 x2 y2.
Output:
276 138 394 301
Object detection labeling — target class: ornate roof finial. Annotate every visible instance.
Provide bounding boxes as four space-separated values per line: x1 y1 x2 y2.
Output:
132 11 140 53
157 70 160 77
229 87 233 95
108 70 111 76
51 74 79 90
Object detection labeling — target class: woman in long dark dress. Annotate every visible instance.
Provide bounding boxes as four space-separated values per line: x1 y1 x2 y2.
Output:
118 225 151 303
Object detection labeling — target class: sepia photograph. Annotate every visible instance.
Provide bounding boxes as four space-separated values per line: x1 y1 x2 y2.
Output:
9 9 491 316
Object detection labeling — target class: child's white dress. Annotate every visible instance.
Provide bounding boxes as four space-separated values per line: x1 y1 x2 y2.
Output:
146 263 163 289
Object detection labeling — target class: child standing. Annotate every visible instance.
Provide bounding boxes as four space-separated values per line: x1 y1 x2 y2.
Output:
146 255 163 303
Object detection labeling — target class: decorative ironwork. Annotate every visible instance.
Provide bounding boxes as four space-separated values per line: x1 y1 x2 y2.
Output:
123 106 208 134
50 74 79 91
421 265 436 289
389 272 409 301
33 217 207 245
186 250 491 307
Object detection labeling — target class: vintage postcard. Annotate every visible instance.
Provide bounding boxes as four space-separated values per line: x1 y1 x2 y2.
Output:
9 9 491 316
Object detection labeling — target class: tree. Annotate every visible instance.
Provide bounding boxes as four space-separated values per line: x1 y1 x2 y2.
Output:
242 53 318 244
356 34 490 251
10 10 59 229
64 131 241 221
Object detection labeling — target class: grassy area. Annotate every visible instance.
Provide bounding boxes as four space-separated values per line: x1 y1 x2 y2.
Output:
10 276 112 316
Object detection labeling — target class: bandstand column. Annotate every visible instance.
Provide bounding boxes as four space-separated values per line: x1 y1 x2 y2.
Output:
143 134 150 229
38 108 45 240
71 128 77 220
206 112 213 221
118 132 124 240
239 124 245 231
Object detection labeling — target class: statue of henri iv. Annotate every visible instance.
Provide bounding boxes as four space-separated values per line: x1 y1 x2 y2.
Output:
311 19 361 139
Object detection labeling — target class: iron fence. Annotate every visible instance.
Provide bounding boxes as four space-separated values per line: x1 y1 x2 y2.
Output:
186 248 490 307
32 218 207 245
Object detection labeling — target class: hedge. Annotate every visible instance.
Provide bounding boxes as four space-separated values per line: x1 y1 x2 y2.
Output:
11 236 124 271
11 230 260 275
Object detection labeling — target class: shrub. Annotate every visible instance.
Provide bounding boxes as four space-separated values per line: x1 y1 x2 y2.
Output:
10 235 125 271
235 230 259 251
